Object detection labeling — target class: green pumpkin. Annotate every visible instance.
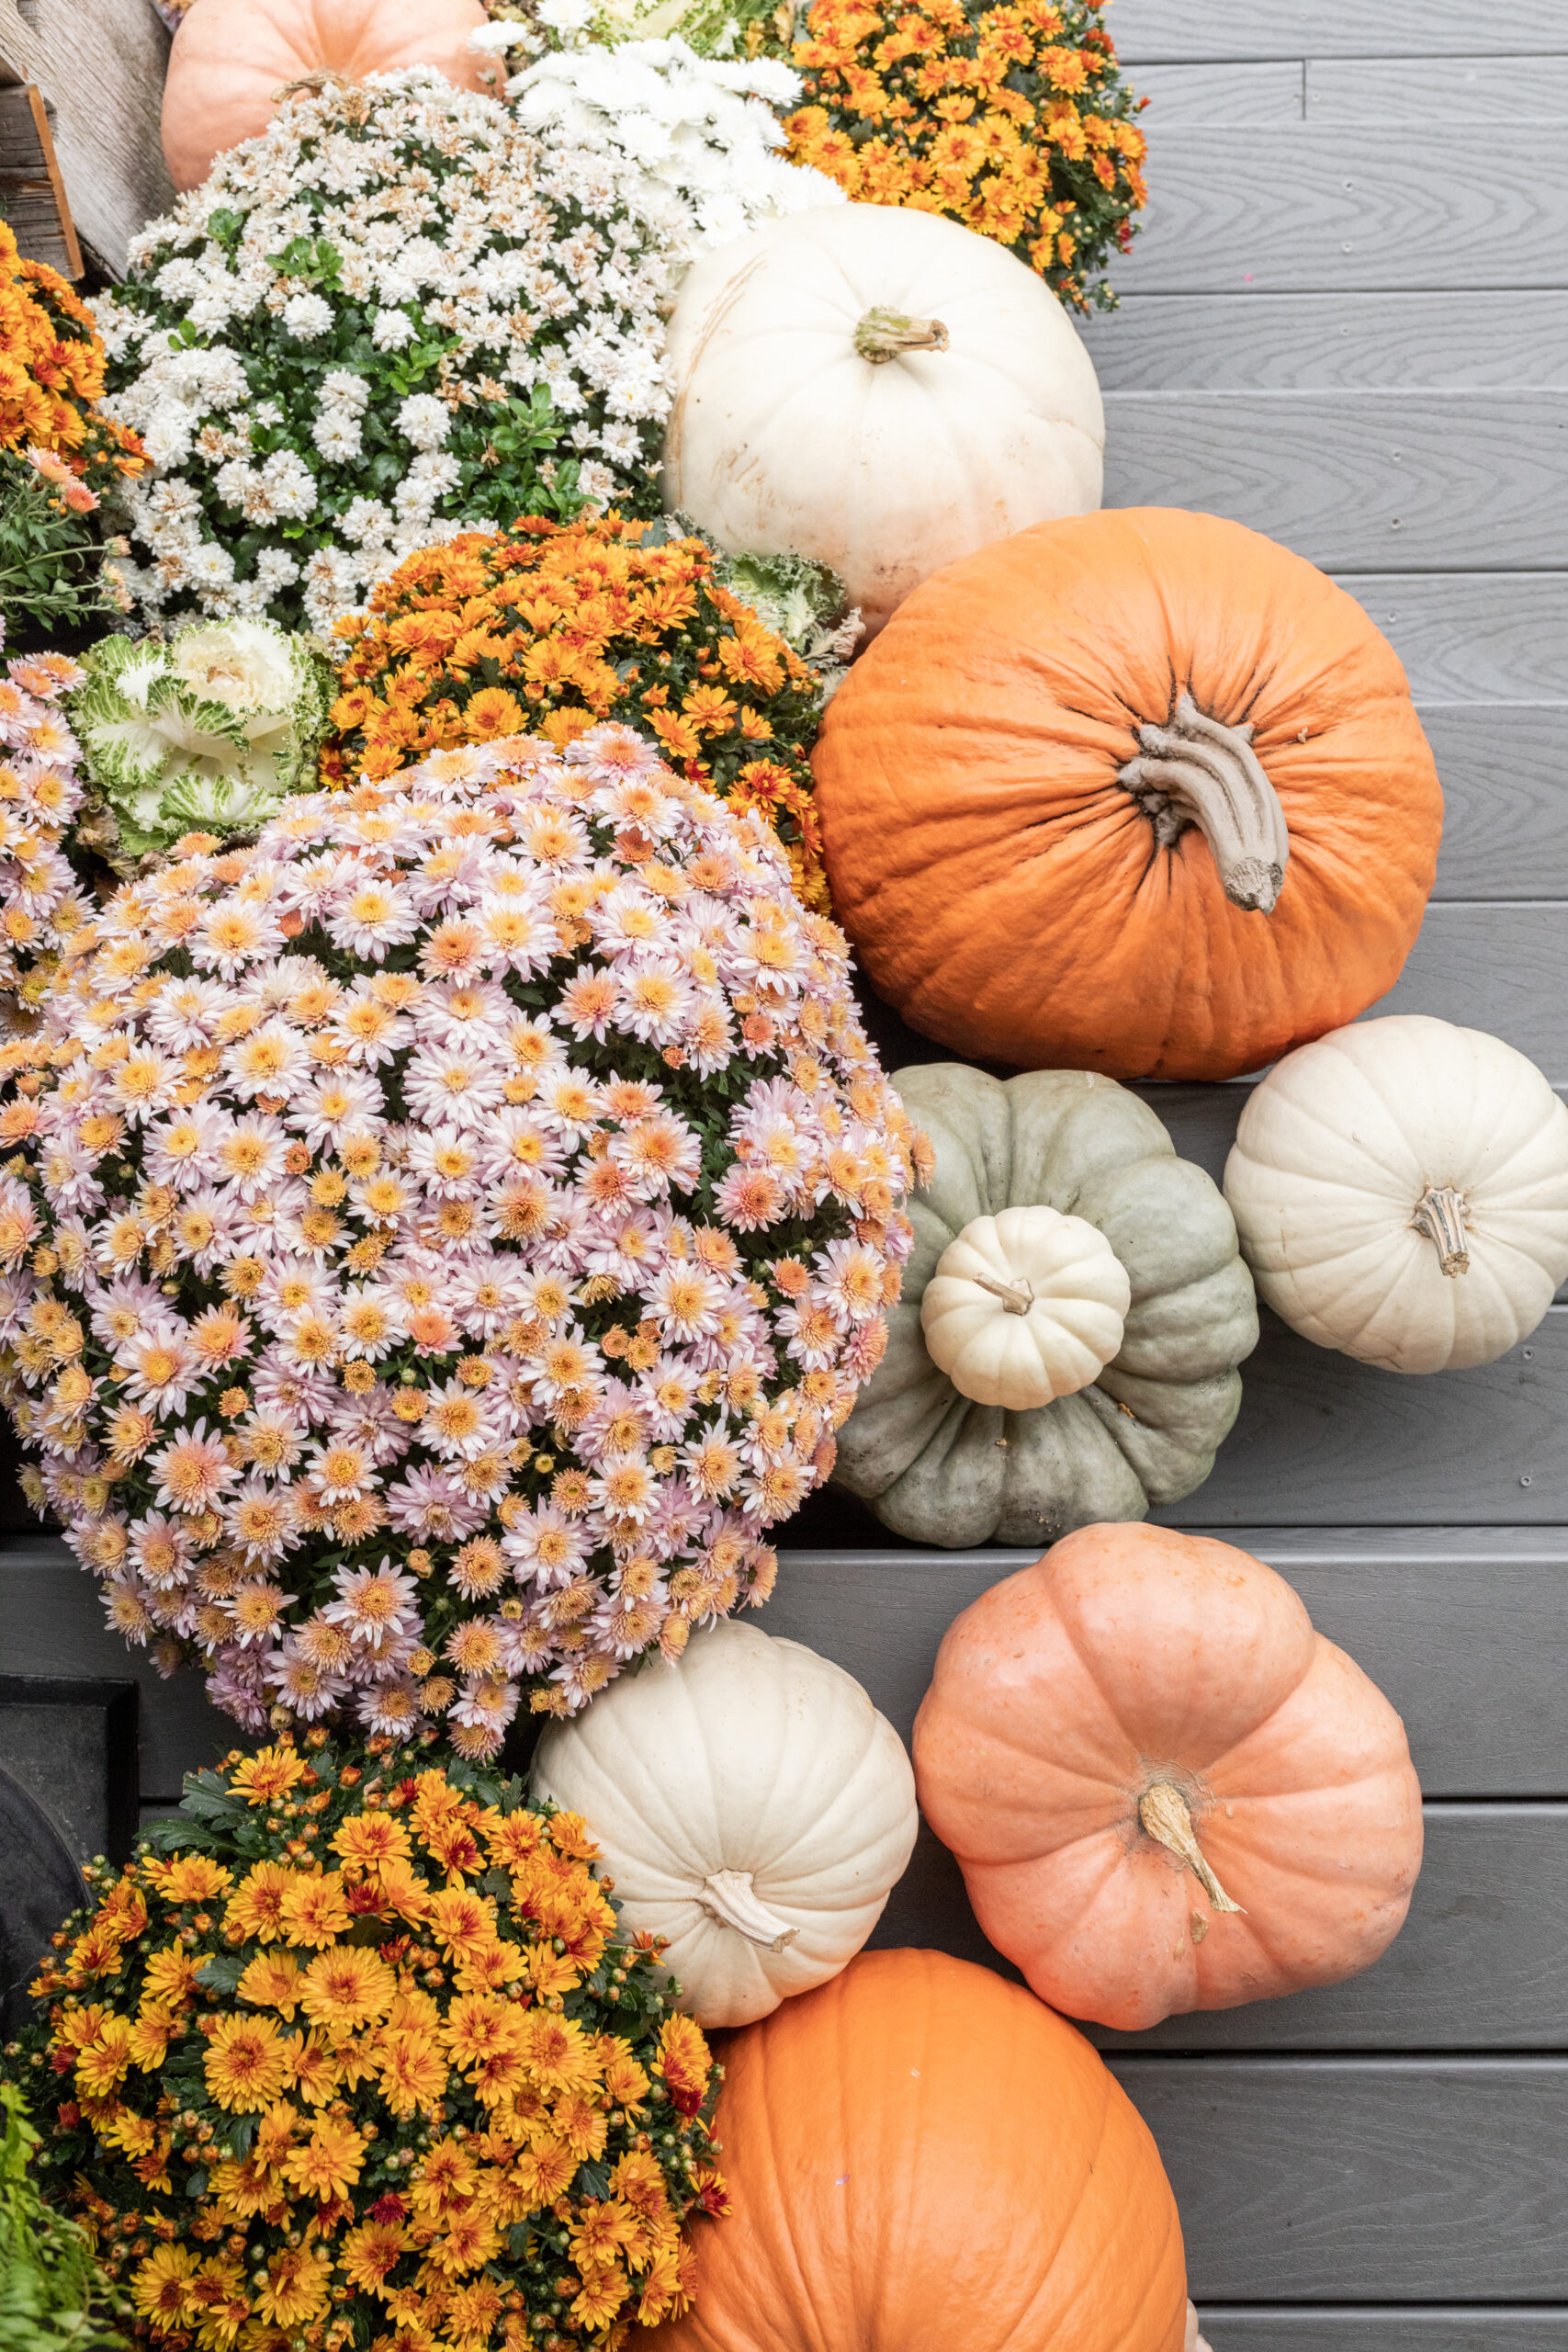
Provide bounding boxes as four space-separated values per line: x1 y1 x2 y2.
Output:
835 1064 1259 1545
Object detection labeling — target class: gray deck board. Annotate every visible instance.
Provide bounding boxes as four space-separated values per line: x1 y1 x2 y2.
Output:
1109 2 1568 63
1080 293 1568 390
1102 390 1567 570
1111 2059 1568 2300
1328 576 1568 701
1197 2320 1568 2352
1115 132 1568 294
1306 56 1568 119
1135 61 1303 119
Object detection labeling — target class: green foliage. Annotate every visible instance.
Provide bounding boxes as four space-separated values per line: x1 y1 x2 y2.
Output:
0 2083 130 2350
0 455 124 648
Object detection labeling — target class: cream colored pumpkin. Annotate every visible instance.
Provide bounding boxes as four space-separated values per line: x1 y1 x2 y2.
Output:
921 1204 1132 1410
1224 1014 1568 1374
660 203 1103 637
531 1621 919 2027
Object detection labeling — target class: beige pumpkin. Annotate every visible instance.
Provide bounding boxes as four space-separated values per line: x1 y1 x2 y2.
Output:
920 1204 1132 1411
661 203 1103 637
162 0 492 192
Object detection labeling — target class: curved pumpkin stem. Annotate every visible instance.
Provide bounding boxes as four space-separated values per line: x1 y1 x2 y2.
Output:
1138 1781 1246 1916
973 1272 1034 1317
1117 692 1290 915
854 308 951 365
1413 1182 1471 1276
699 1870 799 1951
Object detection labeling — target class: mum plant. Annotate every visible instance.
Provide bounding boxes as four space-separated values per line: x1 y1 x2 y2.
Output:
783 0 1148 309
0 727 918 1745
0 629 96 1026
96 60 836 636
322 519 835 912
6 1733 726 2349
0 2082 130 2351
71 620 334 866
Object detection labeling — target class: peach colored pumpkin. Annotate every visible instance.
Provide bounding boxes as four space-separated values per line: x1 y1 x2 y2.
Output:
914 1523 1424 2031
162 0 492 191
649 1948 1190 2352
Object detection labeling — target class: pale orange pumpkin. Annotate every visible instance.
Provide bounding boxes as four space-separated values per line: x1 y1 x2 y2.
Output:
914 1524 1424 2032
812 507 1443 1082
162 0 493 191
651 1948 1189 2352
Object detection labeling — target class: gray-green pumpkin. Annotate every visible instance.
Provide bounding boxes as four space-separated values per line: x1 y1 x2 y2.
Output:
835 1064 1258 1545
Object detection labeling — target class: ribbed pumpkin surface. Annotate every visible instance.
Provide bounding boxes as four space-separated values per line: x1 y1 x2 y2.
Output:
651 1947 1188 2352
813 507 1443 1081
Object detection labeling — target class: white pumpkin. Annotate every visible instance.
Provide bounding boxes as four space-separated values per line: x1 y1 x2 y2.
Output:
1224 1014 1568 1374
920 1204 1132 1409
661 203 1103 636
531 1621 919 2027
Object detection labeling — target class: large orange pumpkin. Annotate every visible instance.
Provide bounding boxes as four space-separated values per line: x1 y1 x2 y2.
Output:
162 0 492 191
653 1948 1188 2352
914 1525 1424 2031
813 508 1443 1082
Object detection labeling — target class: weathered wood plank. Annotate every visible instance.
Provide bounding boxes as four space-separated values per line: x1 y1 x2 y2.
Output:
1081 293 1568 391
1103 390 1568 571
1110 2058 1568 2300
1332 576 1568 703
1368 903 1568 1079
0 81 80 277
1151 1306 1568 1528
1115 132 1568 294
1133 61 1303 119
767 1532 1568 1797
1423 705 1568 898
1307 56 1568 119
1109 2 1568 64
1197 2314 1568 2351
1087 1807 1568 2052
0 0 172 276
0 1539 236 1802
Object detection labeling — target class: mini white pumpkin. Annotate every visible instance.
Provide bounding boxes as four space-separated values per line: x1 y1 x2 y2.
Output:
920 1204 1132 1409
1224 1013 1568 1374
661 203 1103 636
531 1621 919 2027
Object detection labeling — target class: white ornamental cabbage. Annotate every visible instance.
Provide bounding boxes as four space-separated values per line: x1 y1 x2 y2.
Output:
69 621 332 861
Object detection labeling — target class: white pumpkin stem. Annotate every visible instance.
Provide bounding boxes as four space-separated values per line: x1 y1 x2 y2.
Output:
1116 691 1290 915
1412 1183 1471 1276
854 307 951 364
699 1870 799 1952
1138 1781 1246 1916
973 1272 1034 1317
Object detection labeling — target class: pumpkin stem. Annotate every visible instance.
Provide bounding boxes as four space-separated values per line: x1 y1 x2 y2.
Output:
1116 691 1290 915
1138 1781 1246 1916
698 1870 799 1952
1412 1183 1471 1276
973 1272 1034 1317
854 308 951 364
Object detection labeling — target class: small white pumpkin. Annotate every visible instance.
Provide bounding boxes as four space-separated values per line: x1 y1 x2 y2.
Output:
920 1204 1132 1410
531 1621 919 2027
661 203 1103 636
1224 1013 1568 1374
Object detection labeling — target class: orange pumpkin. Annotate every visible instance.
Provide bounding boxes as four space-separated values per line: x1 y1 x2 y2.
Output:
913 1524 1424 2032
162 0 492 191
812 508 1442 1082
653 1948 1188 2352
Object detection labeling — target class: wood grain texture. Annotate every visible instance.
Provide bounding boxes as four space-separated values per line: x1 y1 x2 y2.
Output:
0 81 80 277
1151 1306 1568 1527
1111 2058 1568 2299
1103 390 1567 570
1330 576 1568 702
1306 56 1568 119
1133 61 1303 119
1366 902 1568 1078
1087 1807 1568 2052
1080 293 1568 391
1109 2 1568 63
1115 132 1568 294
767 1531 1568 1797
0 0 172 274
1423 706 1568 898
1198 2315 1568 2351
